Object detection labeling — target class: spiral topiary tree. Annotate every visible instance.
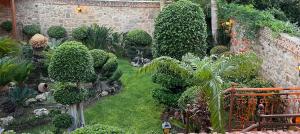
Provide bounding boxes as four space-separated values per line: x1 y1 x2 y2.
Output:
153 0 208 60
48 41 94 130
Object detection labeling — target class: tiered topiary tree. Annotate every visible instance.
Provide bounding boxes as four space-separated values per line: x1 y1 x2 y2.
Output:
48 41 94 130
125 29 152 66
153 0 208 60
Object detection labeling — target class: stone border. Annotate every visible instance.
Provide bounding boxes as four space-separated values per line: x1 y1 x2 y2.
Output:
29 0 161 8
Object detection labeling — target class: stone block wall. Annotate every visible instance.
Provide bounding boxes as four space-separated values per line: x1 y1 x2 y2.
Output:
230 23 300 87
6 0 160 39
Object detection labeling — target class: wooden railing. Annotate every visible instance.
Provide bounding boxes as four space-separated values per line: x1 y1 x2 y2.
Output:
224 86 300 132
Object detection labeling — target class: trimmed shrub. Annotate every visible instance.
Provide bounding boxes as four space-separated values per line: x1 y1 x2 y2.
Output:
210 45 229 55
49 109 61 118
153 0 207 59
108 69 123 84
72 124 125 134
72 26 88 41
246 77 273 88
125 29 152 47
1 20 12 32
101 53 118 79
48 41 94 82
53 83 87 105
152 87 182 107
89 49 109 70
47 26 67 39
53 113 73 129
29 34 48 49
23 24 41 37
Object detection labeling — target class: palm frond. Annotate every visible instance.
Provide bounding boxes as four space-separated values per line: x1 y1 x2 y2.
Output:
0 37 20 58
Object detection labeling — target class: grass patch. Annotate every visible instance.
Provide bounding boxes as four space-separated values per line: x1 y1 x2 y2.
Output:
84 59 163 133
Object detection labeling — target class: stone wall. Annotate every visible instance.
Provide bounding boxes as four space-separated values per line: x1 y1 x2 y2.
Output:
230 23 300 87
6 0 160 38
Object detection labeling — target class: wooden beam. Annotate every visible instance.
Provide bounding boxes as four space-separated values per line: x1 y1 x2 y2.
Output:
10 0 17 39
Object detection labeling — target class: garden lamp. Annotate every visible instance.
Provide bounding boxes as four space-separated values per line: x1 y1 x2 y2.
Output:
76 5 82 13
298 63 300 76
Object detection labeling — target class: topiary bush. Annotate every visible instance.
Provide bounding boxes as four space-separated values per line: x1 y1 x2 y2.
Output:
89 49 109 71
210 45 229 55
152 87 182 107
53 83 87 105
47 26 67 39
1 20 12 32
101 53 118 79
48 41 94 82
29 34 48 49
178 86 201 109
72 26 88 41
125 29 152 47
72 124 125 134
53 113 73 129
23 24 41 37
153 0 207 59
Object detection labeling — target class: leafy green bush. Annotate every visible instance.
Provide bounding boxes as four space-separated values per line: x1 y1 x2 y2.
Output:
178 86 201 109
1 20 12 32
101 53 118 79
89 49 109 71
280 1 300 27
223 52 262 83
0 37 20 58
53 113 73 129
72 124 125 134
53 83 87 105
153 0 207 59
125 29 152 47
152 87 182 107
49 109 61 118
267 8 288 21
47 26 67 39
210 45 229 55
5 115 51 131
9 87 37 106
48 41 94 82
72 26 88 41
108 69 123 84
246 77 273 88
84 24 113 49
23 24 41 37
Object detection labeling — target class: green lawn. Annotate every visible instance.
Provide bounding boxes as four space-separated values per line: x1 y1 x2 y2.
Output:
84 59 163 133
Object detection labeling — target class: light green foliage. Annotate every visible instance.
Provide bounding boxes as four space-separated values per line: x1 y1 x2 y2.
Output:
72 124 125 134
125 29 152 47
1 20 12 32
0 37 20 57
152 87 182 107
153 0 207 59
246 77 273 88
48 41 94 82
108 69 123 84
223 51 262 83
53 113 73 129
47 26 67 39
210 45 229 55
101 53 118 79
22 24 41 37
178 86 201 109
53 83 87 105
72 26 88 41
219 3 300 39
89 49 109 70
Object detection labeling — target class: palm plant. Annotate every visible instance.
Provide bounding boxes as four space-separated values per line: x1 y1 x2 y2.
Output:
0 57 17 86
84 24 113 50
0 37 20 58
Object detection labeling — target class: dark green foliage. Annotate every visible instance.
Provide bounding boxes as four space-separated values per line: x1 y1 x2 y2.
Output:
125 29 152 47
53 113 73 129
125 46 138 59
9 87 37 106
267 8 288 21
49 109 62 118
23 24 41 37
72 124 125 134
153 0 207 59
280 0 300 27
21 44 33 60
53 83 87 105
152 87 182 107
47 26 67 39
1 20 12 32
101 53 118 79
178 86 200 109
5 115 51 131
89 49 109 70
84 24 113 50
108 69 123 84
48 41 94 82
246 77 273 88
72 26 88 41
210 45 229 55
228 0 281 10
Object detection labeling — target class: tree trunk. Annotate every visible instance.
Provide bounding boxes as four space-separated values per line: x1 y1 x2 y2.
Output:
211 0 218 45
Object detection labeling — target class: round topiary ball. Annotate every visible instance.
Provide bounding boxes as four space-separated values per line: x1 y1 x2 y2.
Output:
210 45 229 55
0 20 12 32
47 26 67 39
71 26 88 41
23 24 41 37
53 83 87 105
29 34 48 49
89 49 109 70
48 41 94 82
53 113 73 129
153 0 207 59
125 29 152 47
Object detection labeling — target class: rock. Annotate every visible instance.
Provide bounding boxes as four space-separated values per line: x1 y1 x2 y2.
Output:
33 108 49 117
38 83 48 93
101 91 109 96
0 116 14 126
25 98 37 106
35 92 49 102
